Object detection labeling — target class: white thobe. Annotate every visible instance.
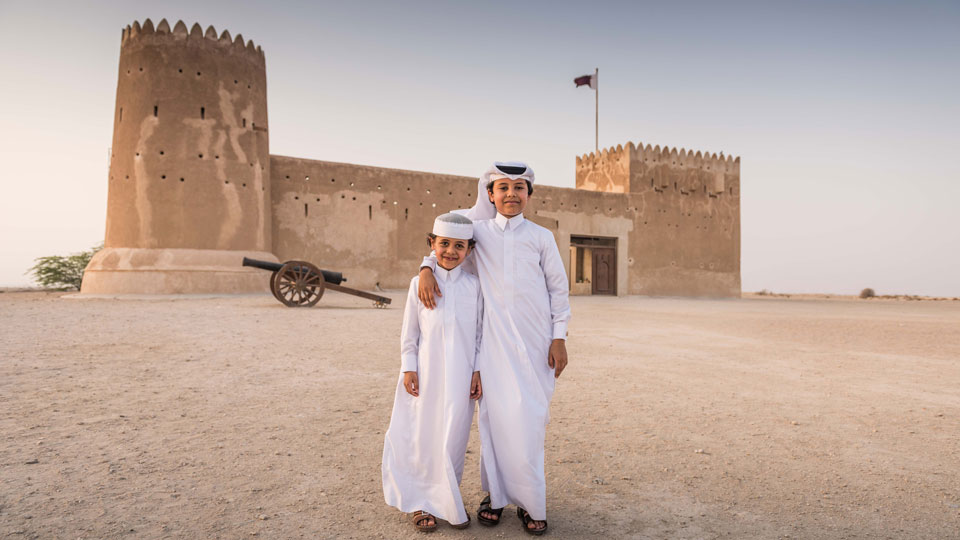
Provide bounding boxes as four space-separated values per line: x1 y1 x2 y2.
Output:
382 265 482 526
422 212 571 521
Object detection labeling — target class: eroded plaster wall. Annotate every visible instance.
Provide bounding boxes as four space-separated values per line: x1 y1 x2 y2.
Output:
104 20 271 252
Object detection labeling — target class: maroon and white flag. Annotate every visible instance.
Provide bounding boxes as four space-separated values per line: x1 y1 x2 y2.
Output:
574 73 596 89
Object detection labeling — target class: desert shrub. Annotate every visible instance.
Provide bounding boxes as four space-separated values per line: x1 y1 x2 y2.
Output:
27 244 102 290
859 288 876 299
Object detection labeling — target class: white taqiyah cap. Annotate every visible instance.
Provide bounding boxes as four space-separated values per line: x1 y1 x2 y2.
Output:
432 212 474 240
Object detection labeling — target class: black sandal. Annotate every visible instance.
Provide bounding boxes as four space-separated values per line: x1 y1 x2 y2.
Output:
517 506 547 536
476 494 503 527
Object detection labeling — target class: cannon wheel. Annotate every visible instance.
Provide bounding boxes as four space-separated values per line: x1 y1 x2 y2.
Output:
269 271 284 303
273 261 325 307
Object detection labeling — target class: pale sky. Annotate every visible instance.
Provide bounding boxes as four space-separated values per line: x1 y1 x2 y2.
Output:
1 0 958 296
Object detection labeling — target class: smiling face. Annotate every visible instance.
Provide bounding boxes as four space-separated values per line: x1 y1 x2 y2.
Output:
487 178 530 217
429 235 472 270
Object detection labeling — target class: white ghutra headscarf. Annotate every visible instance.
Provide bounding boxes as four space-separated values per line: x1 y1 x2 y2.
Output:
460 161 535 221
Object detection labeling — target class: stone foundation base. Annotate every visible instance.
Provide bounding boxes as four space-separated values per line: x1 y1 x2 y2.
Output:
80 248 279 295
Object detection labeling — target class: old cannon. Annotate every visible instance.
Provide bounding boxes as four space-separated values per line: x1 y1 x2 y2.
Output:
241 257 391 308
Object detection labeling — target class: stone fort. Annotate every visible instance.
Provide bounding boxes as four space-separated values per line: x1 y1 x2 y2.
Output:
81 19 741 298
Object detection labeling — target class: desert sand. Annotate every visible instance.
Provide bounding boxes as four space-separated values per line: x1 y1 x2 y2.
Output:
1 291 958 539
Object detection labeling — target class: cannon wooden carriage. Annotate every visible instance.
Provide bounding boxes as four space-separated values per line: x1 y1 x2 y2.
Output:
242 257 391 308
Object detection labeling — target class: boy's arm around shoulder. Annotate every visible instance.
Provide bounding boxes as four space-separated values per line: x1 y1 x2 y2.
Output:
399 276 422 373
539 228 571 340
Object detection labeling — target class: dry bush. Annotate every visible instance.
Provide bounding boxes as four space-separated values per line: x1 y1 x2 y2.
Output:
860 288 876 299
27 244 102 290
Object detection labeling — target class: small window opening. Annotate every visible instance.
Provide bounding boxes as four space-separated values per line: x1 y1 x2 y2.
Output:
242 118 247 127
200 107 205 119
225 180 229 184
196 71 201 76
153 105 158 117
242 183 247 187
119 108 123 122
368 205 372 220
304 203 308 217
198 154 203 159
178 68 183 73
404 208 408 220
330 178 335 183
161 175 166 179
180 178 185 182
159 150 164 155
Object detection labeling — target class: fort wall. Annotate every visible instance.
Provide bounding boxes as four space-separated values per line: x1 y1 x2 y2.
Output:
269 150 738 297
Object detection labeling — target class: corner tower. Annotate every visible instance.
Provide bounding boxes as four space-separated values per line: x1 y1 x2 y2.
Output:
82 18 276 294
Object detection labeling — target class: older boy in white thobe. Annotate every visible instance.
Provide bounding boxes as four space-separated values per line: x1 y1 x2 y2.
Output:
419 162 570 535
382 213 483 530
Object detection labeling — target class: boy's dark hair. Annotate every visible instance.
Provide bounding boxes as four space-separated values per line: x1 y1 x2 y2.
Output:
427 233 476 248
486 179 534 200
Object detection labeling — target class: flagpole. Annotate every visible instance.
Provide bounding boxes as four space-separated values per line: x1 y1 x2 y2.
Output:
594 67 598 153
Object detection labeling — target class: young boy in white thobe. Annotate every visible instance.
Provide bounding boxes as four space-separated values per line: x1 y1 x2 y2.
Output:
418 162 570 536
382 212 484 532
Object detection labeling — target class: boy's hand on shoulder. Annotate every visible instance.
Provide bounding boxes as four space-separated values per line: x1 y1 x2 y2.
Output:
470 371 482 400
403 371 419 397
418 267 441 309
548 339 568 379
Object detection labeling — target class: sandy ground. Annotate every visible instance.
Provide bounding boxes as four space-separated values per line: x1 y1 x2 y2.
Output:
1 291 959 539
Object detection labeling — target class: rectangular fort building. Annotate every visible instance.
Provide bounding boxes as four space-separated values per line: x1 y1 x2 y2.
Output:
269 142 741 297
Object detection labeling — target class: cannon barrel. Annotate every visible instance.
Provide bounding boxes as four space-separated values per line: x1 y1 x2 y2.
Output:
242 257 346 284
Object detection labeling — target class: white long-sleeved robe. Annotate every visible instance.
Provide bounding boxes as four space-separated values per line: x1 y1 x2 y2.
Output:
382 265 482 525
422 211 571 521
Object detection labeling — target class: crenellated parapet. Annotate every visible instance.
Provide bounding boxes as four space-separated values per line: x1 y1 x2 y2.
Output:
120 18 265 66
576 141 739 195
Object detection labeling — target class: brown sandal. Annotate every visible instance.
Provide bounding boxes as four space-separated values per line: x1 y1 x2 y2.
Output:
412 510 437 532
449 506 471 529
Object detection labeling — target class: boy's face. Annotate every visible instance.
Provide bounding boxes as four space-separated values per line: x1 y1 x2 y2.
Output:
430 236 472 270
487 178 529 217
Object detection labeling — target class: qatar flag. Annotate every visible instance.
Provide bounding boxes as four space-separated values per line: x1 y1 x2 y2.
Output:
574 73 596 89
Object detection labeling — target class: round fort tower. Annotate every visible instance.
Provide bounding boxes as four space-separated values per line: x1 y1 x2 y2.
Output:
81 18 277 294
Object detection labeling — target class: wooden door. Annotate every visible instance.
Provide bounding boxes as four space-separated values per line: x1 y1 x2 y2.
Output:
591 248 616 295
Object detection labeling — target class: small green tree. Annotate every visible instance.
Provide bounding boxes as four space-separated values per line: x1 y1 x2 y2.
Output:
27 244 103 290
